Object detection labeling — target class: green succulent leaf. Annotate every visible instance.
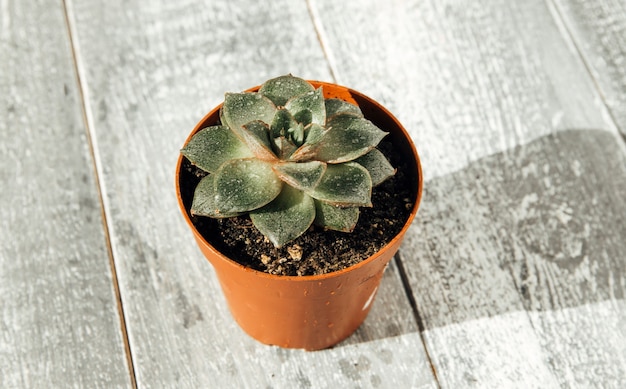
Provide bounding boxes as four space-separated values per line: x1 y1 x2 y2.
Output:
292 110 312 126
304 122 326 143
308 162 372 207
288 123 305 146
270 108 298 138
313 114 388 163
241 121 277 161
314 200 360 232
354 148 396 186
272 136 299 160
250 185 315 248
222 92 276 134
190 175 242 218
181 125 254 174
183 76 396 246
289 123 327 161
285 88 326 126
213 159 282 213
325 98 363 119
258 75 315 106
273 161 326 191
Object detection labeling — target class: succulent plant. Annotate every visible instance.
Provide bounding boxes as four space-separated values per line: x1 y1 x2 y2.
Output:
181 75 396 248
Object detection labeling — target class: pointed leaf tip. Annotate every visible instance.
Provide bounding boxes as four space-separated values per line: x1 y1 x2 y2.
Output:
355 148 396 186
289 123 327 162
314 200 360 232
311 114 388 163
308 162 372 207
285 88 326 126
222 92 276 134
213 159 282 213
241 121 278 161
325 98 363 118
259 75 314 106
181 125 253 173
270 108 297 138
191 175 242 218
273 161 326 191
250 186 315 247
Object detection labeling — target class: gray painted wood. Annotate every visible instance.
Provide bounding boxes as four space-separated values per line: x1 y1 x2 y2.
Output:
552 0 626 136
65 0 436 387
311 0 611 181
311 0 626 386
405 130 626 387
8 0 626 386
0 1 131 387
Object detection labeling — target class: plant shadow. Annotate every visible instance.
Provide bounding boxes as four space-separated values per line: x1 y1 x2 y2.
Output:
330 129 626 348
400 128 626 331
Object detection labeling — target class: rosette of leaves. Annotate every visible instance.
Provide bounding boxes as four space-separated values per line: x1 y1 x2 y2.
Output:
182 75 395 248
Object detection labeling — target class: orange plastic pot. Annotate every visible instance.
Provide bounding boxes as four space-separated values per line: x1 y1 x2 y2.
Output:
176 81 423 350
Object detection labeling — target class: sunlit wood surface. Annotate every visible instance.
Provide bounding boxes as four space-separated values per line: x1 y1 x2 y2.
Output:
2 0 625 387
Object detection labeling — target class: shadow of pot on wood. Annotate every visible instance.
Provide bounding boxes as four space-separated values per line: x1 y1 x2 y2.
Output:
403 128 626 330
175 80 423 350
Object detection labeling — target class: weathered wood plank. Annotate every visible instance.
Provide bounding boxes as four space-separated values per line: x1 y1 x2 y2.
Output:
311 0 626 386
311 0 610 181
406 130 626 387
0 1 132 387
65 0 436 386
552 0 626 136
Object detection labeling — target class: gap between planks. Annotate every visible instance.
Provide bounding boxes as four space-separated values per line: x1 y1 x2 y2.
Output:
305 0 340 84
546 0 626 145
394 253 442 388
61 1 138 388
306 0 442 382
57 2 471 387
306 1 443 382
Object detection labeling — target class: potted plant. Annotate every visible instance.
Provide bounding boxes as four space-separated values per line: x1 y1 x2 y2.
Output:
176 75 422 350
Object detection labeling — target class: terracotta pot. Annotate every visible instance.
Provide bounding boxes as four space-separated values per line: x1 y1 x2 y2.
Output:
175 81 423 350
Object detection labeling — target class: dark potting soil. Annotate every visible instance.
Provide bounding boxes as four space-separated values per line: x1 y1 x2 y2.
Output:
180 140 414 276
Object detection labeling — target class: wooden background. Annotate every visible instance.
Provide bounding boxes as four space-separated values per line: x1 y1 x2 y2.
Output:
1 0 625 387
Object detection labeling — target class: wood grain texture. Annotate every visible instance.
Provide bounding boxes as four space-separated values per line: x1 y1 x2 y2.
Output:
310 0 611 181
0 0 131 387
11 0 624 386
552 0 626 136
311 0 626 386
65 0 436 386
406 130 626 387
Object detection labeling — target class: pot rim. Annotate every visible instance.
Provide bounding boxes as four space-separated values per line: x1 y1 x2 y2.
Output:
175 80 423 281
